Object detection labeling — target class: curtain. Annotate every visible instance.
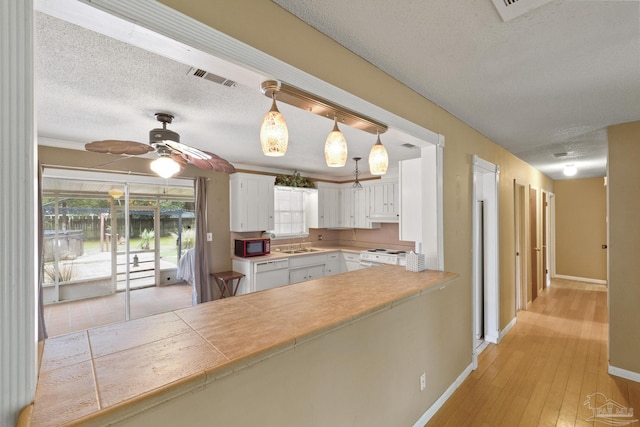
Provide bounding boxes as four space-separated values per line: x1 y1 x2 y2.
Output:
193 177 212 304
37 164 47 341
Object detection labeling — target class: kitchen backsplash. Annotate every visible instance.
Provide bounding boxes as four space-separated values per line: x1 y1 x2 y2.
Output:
230 223 414 254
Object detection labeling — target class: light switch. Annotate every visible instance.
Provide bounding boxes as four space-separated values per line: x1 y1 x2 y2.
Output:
206 232 213 242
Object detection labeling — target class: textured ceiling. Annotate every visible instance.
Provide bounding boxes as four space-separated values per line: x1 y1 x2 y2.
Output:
35 1 640 181
34 11 421 180
273 0 640 179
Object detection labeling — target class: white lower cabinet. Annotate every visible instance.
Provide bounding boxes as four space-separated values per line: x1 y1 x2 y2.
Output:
342 252 363 272
232 258 289 294
289 264 325 284
324 252 341 276
234 251 348 293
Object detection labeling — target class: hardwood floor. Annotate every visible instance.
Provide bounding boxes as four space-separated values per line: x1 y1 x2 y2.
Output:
426 278 640 427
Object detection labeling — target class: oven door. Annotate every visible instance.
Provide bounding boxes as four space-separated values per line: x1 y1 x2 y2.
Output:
359 261 382 268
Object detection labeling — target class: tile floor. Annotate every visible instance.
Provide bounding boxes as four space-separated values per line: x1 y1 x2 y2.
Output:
43 283 193 337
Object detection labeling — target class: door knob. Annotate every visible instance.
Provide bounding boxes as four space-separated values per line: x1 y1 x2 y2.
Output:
602 244 608 249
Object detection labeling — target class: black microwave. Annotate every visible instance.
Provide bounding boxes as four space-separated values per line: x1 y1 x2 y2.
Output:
234 238 270 257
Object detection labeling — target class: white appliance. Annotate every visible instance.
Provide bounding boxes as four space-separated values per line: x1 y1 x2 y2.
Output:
359 249 407 268
254 259 289 292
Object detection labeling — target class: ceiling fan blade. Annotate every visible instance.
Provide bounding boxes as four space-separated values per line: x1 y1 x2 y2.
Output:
170 153 189 169
85 140 154 156
187 151 236 174
163 141 211 160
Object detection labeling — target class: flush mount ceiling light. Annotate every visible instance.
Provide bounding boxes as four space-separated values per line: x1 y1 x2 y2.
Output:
108 188 124 199
260 80 388 168
563 164 577 177
260 94 288 156
368 131 389 175
353 157 363 188
325 116 348 167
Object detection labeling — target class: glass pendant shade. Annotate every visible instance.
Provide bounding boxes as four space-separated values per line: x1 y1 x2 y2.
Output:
324 118 348 167
150 155 181 179
260 97 288 157
368 134 389 175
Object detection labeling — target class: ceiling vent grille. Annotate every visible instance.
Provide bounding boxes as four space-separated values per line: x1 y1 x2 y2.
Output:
490 0 554 22
401 143 419 149
189 67 237 87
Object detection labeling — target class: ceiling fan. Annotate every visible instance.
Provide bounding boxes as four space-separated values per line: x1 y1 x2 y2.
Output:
84 113 236 177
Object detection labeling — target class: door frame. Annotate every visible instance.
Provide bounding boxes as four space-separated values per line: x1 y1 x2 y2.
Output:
514 180 527 311
472 155 500 368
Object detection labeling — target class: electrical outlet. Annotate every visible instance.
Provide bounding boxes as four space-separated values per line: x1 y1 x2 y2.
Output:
206 232 213 242
420 373 426 391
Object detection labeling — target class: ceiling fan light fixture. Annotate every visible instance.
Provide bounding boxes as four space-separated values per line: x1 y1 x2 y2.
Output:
563 164 577 177
260 95 288 157
324 117 348 167
150 154 181 179
368 132 388 175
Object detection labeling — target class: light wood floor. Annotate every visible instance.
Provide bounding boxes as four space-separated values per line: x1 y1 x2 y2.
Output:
426 278 640 427
43 283 193 338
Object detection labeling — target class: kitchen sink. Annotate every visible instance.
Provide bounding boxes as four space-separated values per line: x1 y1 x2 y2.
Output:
279 248 324 254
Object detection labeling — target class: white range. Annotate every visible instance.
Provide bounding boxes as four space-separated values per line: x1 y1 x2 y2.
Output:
359 248 407 267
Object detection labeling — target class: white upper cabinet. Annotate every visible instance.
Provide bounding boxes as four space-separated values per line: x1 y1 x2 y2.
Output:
316 183 341 229
368 181 399 222
229 173 274 232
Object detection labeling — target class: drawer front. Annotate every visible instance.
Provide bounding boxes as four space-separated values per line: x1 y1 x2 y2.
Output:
289 253 328 268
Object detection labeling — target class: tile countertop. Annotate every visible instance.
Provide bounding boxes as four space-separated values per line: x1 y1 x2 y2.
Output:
29 266 458 427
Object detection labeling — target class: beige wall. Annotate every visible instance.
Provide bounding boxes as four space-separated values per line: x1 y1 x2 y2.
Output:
554 178 607 281
608 120 640 374
112 277 466 427
38 146 232 274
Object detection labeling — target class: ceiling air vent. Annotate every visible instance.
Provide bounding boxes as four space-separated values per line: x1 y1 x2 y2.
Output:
188 67 237 87
490 0 555 22
401 143 419 149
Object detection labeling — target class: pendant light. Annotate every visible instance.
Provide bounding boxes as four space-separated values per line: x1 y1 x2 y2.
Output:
324 116 348 167
368 131 388 175
260 94 288 157
353 157 363 188
150 154 181 179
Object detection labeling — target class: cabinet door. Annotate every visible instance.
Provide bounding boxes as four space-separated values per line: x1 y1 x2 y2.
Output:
289 267 307 284
257 178 274 231
306 264 325 280
338 188 353 227
324 260 340 276
229 174 274 232
352 188 369 228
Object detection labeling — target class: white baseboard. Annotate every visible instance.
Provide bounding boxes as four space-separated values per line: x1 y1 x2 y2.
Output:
412 362 474 427
608 365 640 383
553 274 607 285
498 317 517 342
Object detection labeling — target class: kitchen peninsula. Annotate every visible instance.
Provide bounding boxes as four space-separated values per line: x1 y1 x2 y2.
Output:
27 266 465 427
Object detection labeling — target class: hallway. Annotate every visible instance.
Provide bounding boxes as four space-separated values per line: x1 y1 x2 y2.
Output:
426 279 640 426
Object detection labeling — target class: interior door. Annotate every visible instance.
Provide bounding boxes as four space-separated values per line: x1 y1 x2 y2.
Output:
529 187 538 301
542 192 548 289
